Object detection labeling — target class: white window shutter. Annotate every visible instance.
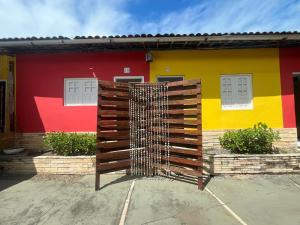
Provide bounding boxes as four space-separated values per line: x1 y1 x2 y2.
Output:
65 79 82 105
221 76 233 108
221 75 252 110
64 78 98 106
82 79 98 105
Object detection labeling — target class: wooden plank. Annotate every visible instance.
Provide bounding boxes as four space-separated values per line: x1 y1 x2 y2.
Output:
98 120 129 129
99 100 129 108
97 159 130 172
98 130 129 137
97 140 130 149
158 145 201 156
152 109 198 115
167 80 200 88
97 150 130 162
99 80 129 88
162 155 202 167
100 90 129 98
168 109 198 115
168 99 200 106
161 165 202 177
98 131 129 140
151 136 201 145
163 119 200 125
100 84 129 92
169 128 200 135
168 137 202 146
167 89 200 97
100 110 129 117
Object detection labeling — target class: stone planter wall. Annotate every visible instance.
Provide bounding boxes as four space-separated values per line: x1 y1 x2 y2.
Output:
1 153 300 175
212 154 300 174
0 155 96 174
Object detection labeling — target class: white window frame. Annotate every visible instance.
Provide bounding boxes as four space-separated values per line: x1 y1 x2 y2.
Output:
220 74 253 110
293 72 300 76
64 78 98 106
114 76 144 83
156 75 184 82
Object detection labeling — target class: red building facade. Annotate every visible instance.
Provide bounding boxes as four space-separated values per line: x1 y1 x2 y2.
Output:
16 51 149 132
279 47 300 129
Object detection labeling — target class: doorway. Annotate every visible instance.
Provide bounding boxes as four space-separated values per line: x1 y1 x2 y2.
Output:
0 81 6 132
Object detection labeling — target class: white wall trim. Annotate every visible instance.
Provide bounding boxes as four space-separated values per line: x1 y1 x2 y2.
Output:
114 76 144 82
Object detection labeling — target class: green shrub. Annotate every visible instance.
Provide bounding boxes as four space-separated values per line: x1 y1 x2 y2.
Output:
219 123 280 154
43 132 96 156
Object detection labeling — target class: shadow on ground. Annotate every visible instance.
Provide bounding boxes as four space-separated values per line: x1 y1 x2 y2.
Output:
0 174 35 191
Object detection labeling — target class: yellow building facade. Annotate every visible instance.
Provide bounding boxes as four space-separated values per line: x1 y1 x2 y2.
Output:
150 48 283 130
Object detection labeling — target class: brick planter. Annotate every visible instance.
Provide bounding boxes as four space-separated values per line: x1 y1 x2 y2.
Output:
0 155 96 174
1 153 300 175
212 153 300 174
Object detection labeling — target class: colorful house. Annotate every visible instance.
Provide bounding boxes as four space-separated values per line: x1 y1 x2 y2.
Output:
0 32 300 152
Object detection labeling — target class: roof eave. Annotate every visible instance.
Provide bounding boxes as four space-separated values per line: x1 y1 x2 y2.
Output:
1 34 300 48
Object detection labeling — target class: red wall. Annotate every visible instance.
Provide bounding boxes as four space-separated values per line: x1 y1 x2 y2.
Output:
279 48 300 128
16 51 149 132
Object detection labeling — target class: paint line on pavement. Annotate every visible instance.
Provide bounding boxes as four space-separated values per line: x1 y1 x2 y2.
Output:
205 187 248 225
289 177 300 189
119 179 136 225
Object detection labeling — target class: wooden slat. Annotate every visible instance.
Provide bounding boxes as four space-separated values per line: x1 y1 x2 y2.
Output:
163 119 200 125
98 120 129 129
100 110 129 117
97 150 130 162
152 136 201 145
98 134 129 140
97 140 130 149
100 84 129 92
152 109 198 115
151 128 200 135
167 80 200 88
97 159 130 172
99 80 129 88
162 155 202 167
168 137 202 146
99 100 129 108
158 145 201 156
98 130 129 138
167 89 200 97
168 99 200 106
161 165 202 177
100 90 129 98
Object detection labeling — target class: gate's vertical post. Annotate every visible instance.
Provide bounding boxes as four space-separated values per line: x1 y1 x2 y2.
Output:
197 81 203 190
95 80 102 191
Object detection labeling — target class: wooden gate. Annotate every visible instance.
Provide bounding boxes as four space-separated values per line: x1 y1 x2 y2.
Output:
96 80 203 190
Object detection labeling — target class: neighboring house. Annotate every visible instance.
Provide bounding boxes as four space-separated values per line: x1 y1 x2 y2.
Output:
0 55 16 149
0 32 300 152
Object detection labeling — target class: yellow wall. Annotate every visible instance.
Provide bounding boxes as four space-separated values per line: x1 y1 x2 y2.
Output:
0 55 16 133
150 49 283 130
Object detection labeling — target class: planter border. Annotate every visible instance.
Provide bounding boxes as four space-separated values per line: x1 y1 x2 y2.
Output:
1 153 300 175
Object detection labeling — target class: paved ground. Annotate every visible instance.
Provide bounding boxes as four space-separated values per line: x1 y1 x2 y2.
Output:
0 174 300 225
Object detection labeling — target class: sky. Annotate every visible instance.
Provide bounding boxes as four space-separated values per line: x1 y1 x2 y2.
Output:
0 0 300 38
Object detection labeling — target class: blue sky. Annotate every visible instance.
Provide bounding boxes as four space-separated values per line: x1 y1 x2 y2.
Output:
0 0 300 38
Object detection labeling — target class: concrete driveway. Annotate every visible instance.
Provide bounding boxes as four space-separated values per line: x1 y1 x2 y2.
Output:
0 174 300 225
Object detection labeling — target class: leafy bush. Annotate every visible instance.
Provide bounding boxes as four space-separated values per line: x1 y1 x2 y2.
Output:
219 123 280 154
43 132 96 156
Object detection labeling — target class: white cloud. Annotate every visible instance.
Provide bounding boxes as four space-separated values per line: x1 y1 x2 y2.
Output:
0 0 299 38
0 0 131 37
